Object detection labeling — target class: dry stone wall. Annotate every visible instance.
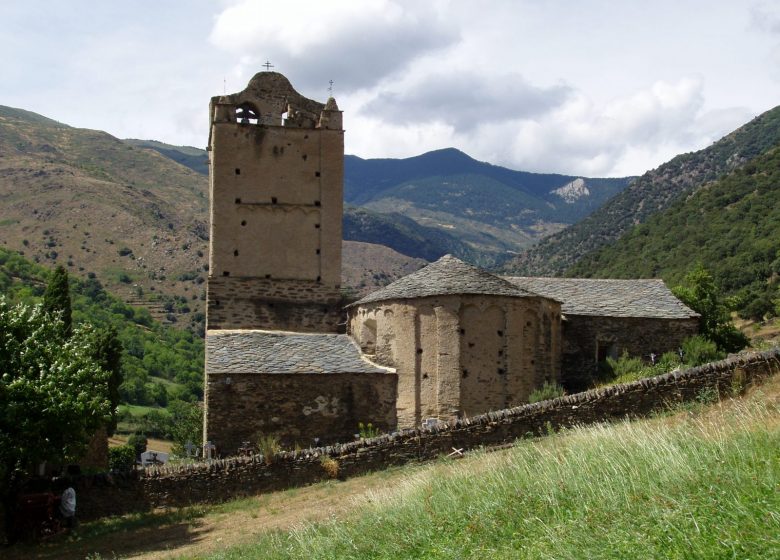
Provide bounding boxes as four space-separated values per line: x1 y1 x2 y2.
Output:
76 348 780 521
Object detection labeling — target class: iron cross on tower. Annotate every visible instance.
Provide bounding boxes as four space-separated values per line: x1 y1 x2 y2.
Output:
328 80 334 96
262 60 274 71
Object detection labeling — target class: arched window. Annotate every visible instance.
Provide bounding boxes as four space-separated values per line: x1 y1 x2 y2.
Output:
235 103 259 125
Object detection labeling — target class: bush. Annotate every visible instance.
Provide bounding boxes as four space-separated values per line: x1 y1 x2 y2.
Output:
604 351 647 383
681 335 724 367
256 433 281 465
109 444 136 471
127 432 148 460
358 422 380 439
320 456 339 479
528 382 566 403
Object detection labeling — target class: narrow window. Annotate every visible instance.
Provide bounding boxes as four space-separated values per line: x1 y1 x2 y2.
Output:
235 168 241 175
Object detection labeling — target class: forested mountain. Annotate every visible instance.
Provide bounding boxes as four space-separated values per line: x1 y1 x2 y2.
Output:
504 105 780 276
567 144 780 320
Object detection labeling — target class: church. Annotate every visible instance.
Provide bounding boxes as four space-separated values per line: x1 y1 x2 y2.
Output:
202 72 699 454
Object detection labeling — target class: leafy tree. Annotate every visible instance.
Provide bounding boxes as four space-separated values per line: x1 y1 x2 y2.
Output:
672 265 749 353
42 264 72 336
85 325 123 435
127 432 148 461
108 444 136 472
0 298 110 531
168 400 203 456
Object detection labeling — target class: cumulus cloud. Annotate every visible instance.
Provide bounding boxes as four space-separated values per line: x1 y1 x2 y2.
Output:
489 77 749 176
348 76 752 177
363 71 572 132
209 0 458 94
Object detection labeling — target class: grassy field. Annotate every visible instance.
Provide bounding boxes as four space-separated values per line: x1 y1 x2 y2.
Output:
206 386 780 559
10 375 780 560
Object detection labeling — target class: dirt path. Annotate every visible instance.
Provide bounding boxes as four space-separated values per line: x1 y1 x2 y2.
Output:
6 469 407 560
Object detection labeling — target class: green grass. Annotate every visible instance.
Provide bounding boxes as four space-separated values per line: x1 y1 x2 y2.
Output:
149 375 186 390
203 391 780 559
117 403 170 417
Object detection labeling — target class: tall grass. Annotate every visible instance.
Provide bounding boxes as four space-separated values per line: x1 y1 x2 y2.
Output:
207 392 780 559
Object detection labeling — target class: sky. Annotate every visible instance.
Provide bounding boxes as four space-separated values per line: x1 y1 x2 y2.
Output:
2 1 780 177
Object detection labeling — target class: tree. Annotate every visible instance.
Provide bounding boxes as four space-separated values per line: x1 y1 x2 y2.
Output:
0 298 110 536
168 400 203 457
672 264 749 354
42 265 72 337
84 325 123 435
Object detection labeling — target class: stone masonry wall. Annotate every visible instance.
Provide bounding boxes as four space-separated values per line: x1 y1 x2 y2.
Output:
207 276 344 332
562 315 700 391
205 372 397 453
75 348 779 521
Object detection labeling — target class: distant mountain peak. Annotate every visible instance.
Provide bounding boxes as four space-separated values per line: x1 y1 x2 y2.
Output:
551 178 590 203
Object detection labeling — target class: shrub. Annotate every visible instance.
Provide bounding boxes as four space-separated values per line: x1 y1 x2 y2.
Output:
681 335 724 367
256 433 281 465
109 444 136 472
528 382 566 403
320 456 339 479
358 422 380 439
127 432 148 460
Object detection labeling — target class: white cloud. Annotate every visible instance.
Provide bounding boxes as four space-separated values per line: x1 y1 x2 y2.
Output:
209 0 458 93
346 76 752 177
364 71 572 132
1 1 776 176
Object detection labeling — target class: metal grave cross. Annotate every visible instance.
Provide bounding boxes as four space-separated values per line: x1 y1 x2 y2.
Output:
184 441 197 458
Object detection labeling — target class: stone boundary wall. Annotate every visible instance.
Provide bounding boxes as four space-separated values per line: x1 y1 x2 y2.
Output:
77 348 780 521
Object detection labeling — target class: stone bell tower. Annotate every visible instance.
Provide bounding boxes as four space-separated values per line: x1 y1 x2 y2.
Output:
206 72 344 332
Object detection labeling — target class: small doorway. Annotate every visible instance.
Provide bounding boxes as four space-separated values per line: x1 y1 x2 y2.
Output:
597 340 618 363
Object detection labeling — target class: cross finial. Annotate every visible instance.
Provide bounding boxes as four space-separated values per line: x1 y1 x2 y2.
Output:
263 60 274 71
328 80 334 96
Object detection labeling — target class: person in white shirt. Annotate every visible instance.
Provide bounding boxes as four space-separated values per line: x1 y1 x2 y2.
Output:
56 479 77 529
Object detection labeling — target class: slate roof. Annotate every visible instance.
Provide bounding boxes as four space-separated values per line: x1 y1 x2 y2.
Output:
206 330 393 374
503 277 699 319
352 254 546 306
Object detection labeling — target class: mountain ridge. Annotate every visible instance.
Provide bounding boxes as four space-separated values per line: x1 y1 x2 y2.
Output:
504 104 780 276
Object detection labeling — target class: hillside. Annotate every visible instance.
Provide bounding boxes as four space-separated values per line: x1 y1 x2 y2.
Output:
123 139 209 175
345 149 631 262
341 240 426 297
567 144 780 320
505 104 780 275
0 107 431 328
0 105 210 329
